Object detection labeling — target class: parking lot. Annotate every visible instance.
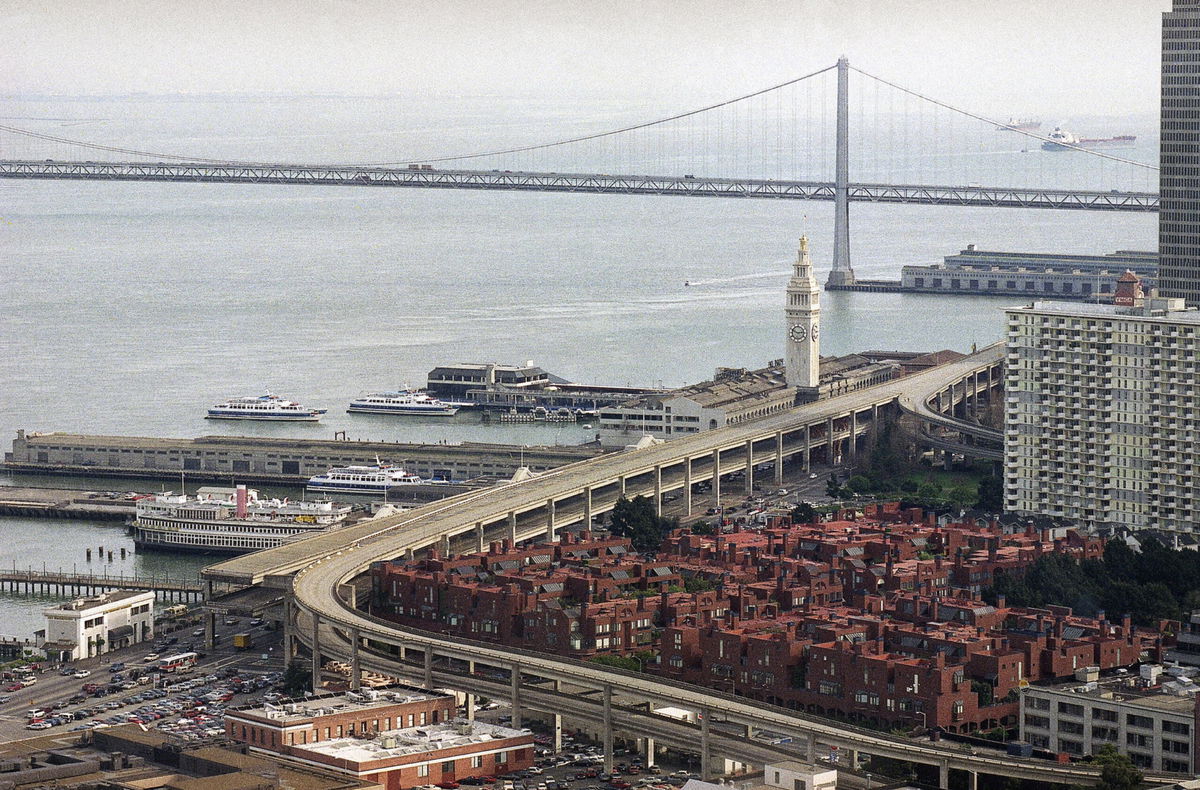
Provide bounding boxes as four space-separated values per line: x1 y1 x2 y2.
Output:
0 614 284 743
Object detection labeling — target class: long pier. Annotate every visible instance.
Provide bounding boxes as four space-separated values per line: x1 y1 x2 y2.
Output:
0 569 205 601
0 160 1159 211
0 486 135 520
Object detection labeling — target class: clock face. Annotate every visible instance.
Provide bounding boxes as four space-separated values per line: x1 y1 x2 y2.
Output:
811 323 820 340
790 324 807 341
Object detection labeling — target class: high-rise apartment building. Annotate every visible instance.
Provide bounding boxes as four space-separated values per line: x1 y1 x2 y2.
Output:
1159 0 1200 305
1004 295 1200 534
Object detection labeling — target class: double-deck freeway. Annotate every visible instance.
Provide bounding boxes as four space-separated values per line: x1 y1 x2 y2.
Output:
202 344 1182 786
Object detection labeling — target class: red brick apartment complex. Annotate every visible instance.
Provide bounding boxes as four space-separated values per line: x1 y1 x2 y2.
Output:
370 509 1170 734
225 687 533 790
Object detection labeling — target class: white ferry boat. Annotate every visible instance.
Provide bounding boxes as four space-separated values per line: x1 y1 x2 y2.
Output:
347 390 459 416
207 393 326 421
306 464 437 495
131 486 351 554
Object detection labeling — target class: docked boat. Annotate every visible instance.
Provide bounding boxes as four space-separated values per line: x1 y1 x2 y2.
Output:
347 390 458 416
1042 128 1137 151
130 485 351 554
307 464 438 495
207 393 326 421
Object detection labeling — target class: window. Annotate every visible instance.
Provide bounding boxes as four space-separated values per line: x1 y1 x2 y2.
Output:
1057 702 1083 717
1092 708 1117 722
1126 714 1154 729
1024 714 1049 729
1164 720 1191 736
471 756 484 768
1059 721 1084 735
418 765 430 778
496 751 508 765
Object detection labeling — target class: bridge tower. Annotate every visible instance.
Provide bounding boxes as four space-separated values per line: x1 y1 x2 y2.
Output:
825 56 856 289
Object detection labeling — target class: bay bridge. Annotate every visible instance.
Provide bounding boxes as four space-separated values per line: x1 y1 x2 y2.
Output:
0 59 1158 285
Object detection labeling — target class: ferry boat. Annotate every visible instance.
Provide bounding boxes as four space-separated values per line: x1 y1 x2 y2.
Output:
307 464 439 495
207 393 326 421
130 486 351 554
347 390 459 416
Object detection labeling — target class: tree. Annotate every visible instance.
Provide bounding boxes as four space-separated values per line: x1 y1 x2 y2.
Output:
791 501 817 524
847 475 873 494
1092 744 1142 790
975 474 1003 512
690 521 715 536
609 496 676 554
282 659 310 696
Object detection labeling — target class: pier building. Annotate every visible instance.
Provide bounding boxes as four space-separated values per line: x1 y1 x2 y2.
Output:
1005 289 1200 534
5 431 603 485
900 245 1158 300
426 362 664 412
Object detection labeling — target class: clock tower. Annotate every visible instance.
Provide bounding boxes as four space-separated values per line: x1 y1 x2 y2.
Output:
785 236 820 389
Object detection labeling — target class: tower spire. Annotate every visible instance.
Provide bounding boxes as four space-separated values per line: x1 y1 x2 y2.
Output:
785 236 821 390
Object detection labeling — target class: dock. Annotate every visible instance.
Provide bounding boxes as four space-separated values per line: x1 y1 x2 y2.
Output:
0 486 135 520
0 569 205 601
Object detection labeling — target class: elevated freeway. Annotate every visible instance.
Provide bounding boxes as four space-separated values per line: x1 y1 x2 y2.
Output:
0 160 1159 211
199 345 1186 786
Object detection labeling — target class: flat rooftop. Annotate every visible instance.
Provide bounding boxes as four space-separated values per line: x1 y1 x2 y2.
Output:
299 719 528 763
229 688 448 724
1031 672 1198 715
1012 299 1200 323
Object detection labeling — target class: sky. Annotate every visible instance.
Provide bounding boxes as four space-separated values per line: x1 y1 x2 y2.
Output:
1 0 1171 117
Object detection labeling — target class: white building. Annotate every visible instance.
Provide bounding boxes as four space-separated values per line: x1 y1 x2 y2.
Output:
40 590 155 662
1018 667 1198 775
764 760 837 790
1005 292 1200 534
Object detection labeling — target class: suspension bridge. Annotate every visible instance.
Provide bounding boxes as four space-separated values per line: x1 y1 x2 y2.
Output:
0 58 1159 285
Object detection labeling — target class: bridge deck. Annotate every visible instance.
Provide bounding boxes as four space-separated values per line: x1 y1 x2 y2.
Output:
0 160 1159 211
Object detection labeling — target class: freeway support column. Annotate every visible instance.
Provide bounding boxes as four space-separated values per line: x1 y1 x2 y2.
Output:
310 612 321 692
967 768 978 790
654 465 662 517
744 440 754 495
510 664 522 729
644 737 655 768
583 486 592 526
774 432 784 486
849 411 858 465
465 692 475 721
475 522 485 553
602 684 614 773
546 498 556 543
508 511 517 545
699 707 711 780
711 449 721 507
204 610 216 651
684 459 693 515
805 733 815 763
551 680 563 753
802 424 811 473
826 416 836 466
349 627 361 691
939 761 949 790
423 649 433 689
282 598 294 660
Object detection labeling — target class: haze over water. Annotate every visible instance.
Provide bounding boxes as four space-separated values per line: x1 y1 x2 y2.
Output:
0 94 1157 637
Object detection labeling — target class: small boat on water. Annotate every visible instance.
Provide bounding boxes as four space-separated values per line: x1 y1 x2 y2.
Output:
347 390 458 416
307 463 445 495
207 393 325 421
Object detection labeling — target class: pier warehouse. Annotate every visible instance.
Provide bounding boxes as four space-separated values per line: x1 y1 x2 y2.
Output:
5 430 602 485
426 362 663 412
900 245 1157 300
38 590 155 661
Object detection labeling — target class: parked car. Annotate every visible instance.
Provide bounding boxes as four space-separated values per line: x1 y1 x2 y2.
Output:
73 669 91 678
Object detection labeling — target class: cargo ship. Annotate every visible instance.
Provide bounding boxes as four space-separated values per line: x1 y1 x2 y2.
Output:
1041 128 1137 151
996 118 1041 133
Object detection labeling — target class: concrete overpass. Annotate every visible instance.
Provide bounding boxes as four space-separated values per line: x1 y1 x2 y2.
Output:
896 352 1004 463
198 345 1189 786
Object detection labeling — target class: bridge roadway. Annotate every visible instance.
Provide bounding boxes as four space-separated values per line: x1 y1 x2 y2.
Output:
199 344 1182 785
0 159 1159 211
896 361 1004 462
